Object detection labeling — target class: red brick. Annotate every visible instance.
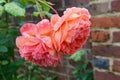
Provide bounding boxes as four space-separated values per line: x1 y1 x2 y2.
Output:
113 60 120 72
94 71 120 80
91 17 120 28
40 62 68 74
69 76 76 80
54 65 68 74
89 2 109 15
83 38 91 48
113 31 120 42
65 0 89 7
91 31 109 42
58 75 68 80
67 67 74 75
54 66 74 80
111 0 120 12
92 45 120 57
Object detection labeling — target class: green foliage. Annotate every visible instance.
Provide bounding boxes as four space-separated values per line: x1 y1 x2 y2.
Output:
0 0 6 4
35 0 54 19
0 0 93 80
4 2 25 17
18 0 35 8
70 50 94 80
0 5 4 17
40 0 50 12
16 62 58 80
33 11 52 18
0 45 8 52
0 0 58 80
70 50 85 62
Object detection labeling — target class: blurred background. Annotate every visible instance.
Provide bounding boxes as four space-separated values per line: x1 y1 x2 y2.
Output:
0 0 120 80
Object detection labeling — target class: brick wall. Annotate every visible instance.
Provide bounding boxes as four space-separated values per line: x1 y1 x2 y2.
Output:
25 0 120 80
91 0 120 80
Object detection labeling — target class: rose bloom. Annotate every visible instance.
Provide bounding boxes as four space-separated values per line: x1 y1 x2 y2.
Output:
51 7 91 54
16 19 62 67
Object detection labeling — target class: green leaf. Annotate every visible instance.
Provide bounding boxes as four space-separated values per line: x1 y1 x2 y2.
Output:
0 19 9 27
33 12 40 17
0 5 4 16
29 0 35 3
41 2 50 12
77 64 87 71
73 70 78 74
44 12 52 18
70 50 85 61
0 0 6 4
0 39 8 44
0 45 8 52
19 0 28 7
17 74 25 79
4 2 25 17
0 59 24 80
28 65 34 70
1 60 9 65
46 77 52 80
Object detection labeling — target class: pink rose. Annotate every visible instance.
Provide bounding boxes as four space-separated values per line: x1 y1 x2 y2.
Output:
16 7 91 66
16 19 62 67
51 7 91 54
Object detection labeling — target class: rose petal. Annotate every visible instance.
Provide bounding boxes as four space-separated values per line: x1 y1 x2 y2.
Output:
16 36 39 49
51 14 60 27
36 19 51 35
53 11 73 31
52 7 91 54
20 23 36 37
40 36 53 48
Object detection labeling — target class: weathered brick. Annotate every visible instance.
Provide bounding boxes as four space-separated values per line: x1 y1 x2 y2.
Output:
113 31 120 42
25 14 33 22
91 31 109 42
111 0 120 12
91 17 120 28
93 57 109 70
53 65 68 74
92 45 120 57
65 0 90 7
83 38 91 48
69 76 76 80
84 49 93 60
58 75 68 80
94 71 120 80
89 2 109 15
54 63 75 78
26 7 34 13
113 60 120 72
